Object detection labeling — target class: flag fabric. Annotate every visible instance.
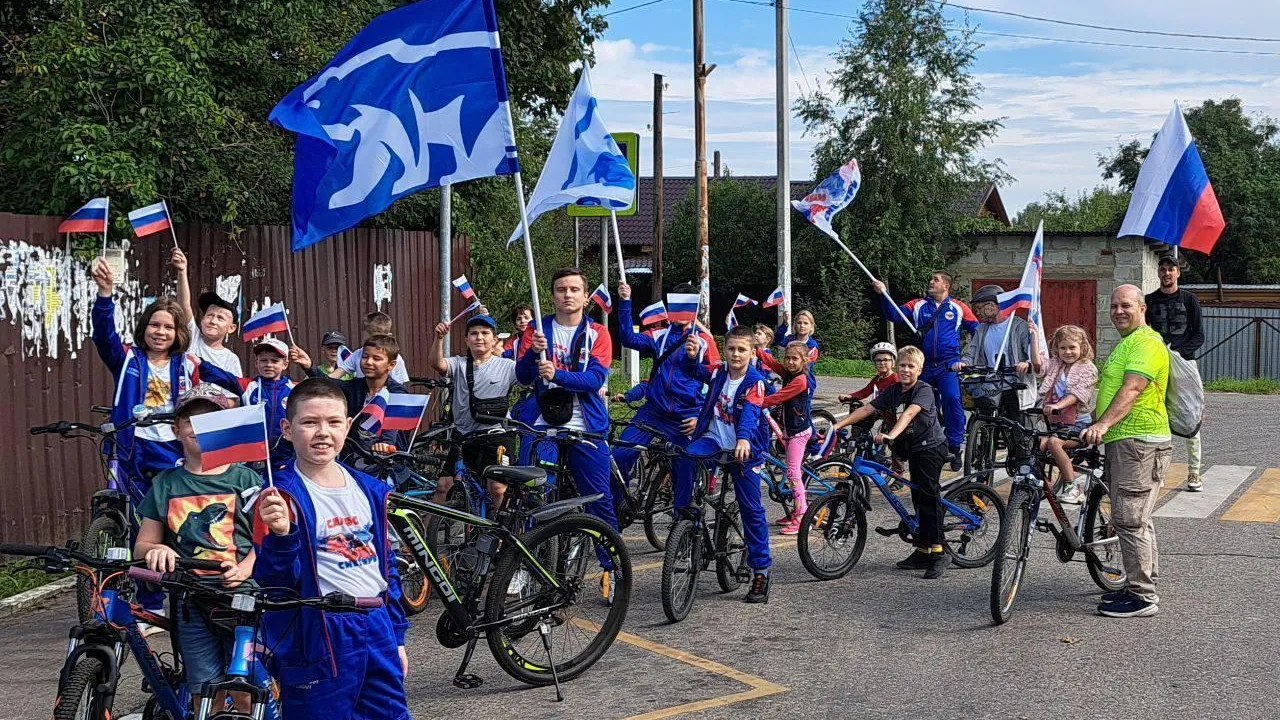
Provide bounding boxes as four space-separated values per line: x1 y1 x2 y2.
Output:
58 198 109 234
337 345 353 363
508 66 635 246
452 275 477 301
242 303 289 342
1117 102 1225 254
448 299 482 325
733 293 758 310
358 388 390 434
639 301 667 326
762 286 785 309
590 284 612 314
190 404 270 468
996 221 1048 354
725 309 739 331
666 293 699 324
791 159 862 241
127 202 172 237
270 0 519 251
383 392 430 432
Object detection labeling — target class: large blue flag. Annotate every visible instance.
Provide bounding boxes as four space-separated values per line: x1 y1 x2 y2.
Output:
508 67 635 246
272 0 519 250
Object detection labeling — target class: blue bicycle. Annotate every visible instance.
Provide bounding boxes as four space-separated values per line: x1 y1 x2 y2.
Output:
796 430 1006 580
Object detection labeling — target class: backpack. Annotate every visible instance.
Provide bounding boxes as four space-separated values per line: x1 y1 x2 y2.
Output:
1165 346 1204 439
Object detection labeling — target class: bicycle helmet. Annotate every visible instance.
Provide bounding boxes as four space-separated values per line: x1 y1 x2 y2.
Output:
869 342 897 361
972 284 1003 305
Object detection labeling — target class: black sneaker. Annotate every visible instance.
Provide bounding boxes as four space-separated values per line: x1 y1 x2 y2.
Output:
1097 594 1158 618
948 447 962 472
922 553 948 579
743 571 770 604
1100 589 1131 604
895 550 932 569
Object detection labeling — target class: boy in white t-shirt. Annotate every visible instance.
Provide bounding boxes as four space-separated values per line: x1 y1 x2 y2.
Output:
172 248 243 378
331 311 410 383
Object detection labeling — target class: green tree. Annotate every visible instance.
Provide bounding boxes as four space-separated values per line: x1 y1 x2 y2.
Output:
1014 186 1130 232
1099 98 1280 283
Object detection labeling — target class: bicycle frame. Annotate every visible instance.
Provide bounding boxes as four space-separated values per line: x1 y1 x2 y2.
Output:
851 455 987 534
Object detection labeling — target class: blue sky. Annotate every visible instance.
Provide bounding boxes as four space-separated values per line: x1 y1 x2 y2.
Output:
587 0 1280 214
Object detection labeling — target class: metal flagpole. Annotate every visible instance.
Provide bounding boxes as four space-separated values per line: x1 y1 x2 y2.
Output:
163 200 179 250
283 306 296 349
100 197 110 257
610 209 627 284
828 234 918 334
262 409 275 488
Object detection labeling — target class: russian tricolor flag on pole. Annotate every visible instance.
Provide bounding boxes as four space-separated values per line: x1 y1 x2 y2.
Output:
243 303 290 342
762 286 785 309
58 198 109 234
127 202 172 237
1117 102 1225 254
359 388 390 433
452 275 477 301
590 284 612 314
733 293 758 309
639 301 667 326
190 404 270 469
666 293 699 324
382 392 429 432
725 309 739 331
993 221 1048 368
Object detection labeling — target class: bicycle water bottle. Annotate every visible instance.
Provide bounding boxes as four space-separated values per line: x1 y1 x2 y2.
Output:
227 625 255 678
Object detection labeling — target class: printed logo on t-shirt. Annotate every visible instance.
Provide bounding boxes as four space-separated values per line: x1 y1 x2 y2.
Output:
317 516 378 570
715 389 735 424
166 493 238 564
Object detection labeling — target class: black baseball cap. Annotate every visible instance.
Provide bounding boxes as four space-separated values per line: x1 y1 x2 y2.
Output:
1157 253 1183 268
197 291 238 322
321 330 348 347
466 314 498 331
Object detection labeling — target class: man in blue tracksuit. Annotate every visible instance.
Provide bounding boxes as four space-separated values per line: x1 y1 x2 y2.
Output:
611 281 720 488
873 272 977 470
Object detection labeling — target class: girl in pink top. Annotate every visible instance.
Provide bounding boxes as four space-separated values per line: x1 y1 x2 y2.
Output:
1038 325 1098 502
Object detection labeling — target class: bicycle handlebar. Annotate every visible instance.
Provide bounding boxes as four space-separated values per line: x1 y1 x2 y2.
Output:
30 412 175 437
474 414 608 444
407 376 451 388
0 544 223 574
123 565 382 611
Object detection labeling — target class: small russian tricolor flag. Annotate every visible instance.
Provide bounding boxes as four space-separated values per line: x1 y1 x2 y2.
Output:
452 275 477 301
639 301 667 326
382 392 430 432
359 388 390 433
666 293 699 324
190 404 270 468
762 286 785 309
243 303 289 342
733 293 758 309
58 198 109 234
590 284 612 314
127 202 172 237
726 309 739 331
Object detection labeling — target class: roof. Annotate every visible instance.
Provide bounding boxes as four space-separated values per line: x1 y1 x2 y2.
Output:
605 176 813 247
957 180 1011 226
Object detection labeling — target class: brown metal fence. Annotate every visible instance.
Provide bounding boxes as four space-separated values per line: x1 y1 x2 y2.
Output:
0 212 467 545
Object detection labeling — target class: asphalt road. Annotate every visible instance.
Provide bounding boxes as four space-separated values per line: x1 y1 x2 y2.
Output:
2 381 1277 720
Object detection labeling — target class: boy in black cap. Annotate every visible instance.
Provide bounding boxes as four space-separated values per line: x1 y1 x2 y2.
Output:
172 248 243 378
317 330 353 380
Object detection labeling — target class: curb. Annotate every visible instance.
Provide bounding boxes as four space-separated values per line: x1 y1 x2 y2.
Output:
0 576 75 618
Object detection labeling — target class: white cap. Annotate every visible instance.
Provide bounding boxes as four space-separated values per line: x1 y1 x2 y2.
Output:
253 337 289 357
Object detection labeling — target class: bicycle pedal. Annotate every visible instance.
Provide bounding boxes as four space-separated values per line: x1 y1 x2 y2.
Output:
874 526 897 537
453 673 484 690
735 567 753 583
1035 520 1052 533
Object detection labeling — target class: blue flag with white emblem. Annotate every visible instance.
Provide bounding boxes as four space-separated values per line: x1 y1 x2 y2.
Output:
271 0 519 250
508 67 635 246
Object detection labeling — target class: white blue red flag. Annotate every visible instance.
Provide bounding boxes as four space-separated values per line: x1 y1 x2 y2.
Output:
337 345 353 363
58 198 109 234
127 202 172 237
995 221 1047 360
666 293 699 324
359 388 390 433
242 303 290 342
1118 102 1225 254
452 275 477 301
590 284 612 314
382 392 430 432
762 286 785 309
733 293 758 310
791 159 862 241
639 301 667 326
508 66 636 246
725 309 739 332
190 404 270 468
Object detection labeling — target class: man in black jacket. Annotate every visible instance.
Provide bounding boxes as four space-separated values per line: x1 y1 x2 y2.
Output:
1145 254 1205 491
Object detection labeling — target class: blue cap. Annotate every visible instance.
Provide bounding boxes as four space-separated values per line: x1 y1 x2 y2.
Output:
466 314 498 331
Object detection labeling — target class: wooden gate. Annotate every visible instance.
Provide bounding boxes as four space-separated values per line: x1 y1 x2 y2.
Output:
971 279 1097 345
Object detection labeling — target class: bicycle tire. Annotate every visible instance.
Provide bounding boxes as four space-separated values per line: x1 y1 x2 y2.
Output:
77 514 127 623
660 519 700 623
713 503 748 593
942 482 1005 568
53 656 108 720
808 459 865 504
423 487 468 586
811 409 837 438
963 417 997 478
641 460 675 551
1083 483 1126 592
796 489 867 581
397 511 431 615
990 485 1032 625
484 513 631 686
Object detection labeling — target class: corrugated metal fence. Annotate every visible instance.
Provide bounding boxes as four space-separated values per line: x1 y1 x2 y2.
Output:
0 212 467 545
1195 306 1280 382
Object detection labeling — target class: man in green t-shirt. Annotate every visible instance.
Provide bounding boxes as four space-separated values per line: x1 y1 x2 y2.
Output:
1083 284 1171 619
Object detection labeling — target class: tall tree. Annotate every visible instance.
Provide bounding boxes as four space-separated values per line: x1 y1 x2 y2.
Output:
1100 98 1280 283
1014 186 1130 232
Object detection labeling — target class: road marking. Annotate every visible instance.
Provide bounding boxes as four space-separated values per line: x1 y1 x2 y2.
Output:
1221 468 1280 523
1158 463 1189 500
1154 465 1256 519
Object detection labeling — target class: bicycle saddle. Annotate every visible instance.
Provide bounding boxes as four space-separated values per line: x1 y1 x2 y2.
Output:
482 465 549 488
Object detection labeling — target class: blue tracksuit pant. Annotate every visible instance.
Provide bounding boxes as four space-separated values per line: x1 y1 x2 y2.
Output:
612 406 691 489
921 361 965 450
535 432 618 531
278 607 408 720
672 437 771 571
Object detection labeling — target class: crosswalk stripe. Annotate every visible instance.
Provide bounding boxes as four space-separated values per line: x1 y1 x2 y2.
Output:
1154 465 1256 519
1158 462 1189 499
1221 468 1280 523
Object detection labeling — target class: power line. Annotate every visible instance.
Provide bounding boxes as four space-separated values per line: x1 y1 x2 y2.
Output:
602 0 677 18
934 1 1280 44
788 27 814 95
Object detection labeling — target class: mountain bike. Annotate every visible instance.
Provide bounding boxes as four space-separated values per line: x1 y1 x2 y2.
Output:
958 366 1044 478
797 430 1006 581
987 418 1125 625
387 462 631 700
756 412 849 515
29 408 176 622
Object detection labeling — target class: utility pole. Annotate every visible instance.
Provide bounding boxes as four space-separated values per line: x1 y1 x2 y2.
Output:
573 218 580 268
693 0 713 325
775 0 791 323
440 185 452 358
713 150 721 178
653 73 664 302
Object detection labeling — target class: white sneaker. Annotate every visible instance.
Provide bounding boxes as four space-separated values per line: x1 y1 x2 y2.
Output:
1186 475 1203 492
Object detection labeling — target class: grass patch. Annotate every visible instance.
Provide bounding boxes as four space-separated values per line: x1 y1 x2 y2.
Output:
814 357 876 378
0 564 64 600
1204 377 1280 394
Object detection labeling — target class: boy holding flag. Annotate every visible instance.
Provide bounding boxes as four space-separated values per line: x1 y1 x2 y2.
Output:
173 249 243 379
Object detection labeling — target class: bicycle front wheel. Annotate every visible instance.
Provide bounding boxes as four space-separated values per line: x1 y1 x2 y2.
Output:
484 513 631 686
660 518 700 623
714 503 748 593
78 514 127 623
642 459 675 551
963 417 997 478
990 485 1033 625
396 511 431 615
942 482 1005 568
797 489 866 581
811 409 837 438
54 656 108 720
1083 483 1126 592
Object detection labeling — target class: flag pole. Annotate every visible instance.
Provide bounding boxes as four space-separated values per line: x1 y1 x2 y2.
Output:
992 226 1041 370
163 199 179 251
610 209 627 284
283 307 296 348
262 409 275 488
100 198 110 258
829 233 918 333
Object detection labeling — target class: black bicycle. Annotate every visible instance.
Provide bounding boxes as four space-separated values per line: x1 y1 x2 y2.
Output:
609 416 684 551
958 366 1043 478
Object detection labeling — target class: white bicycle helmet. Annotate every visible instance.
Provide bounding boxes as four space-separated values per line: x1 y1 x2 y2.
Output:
869 342 897 361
